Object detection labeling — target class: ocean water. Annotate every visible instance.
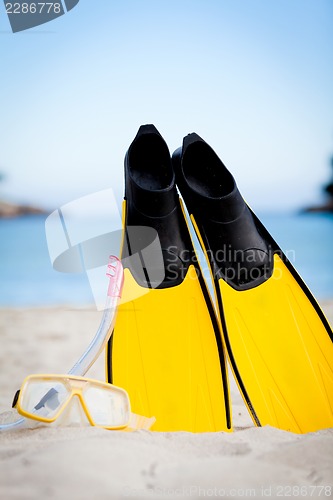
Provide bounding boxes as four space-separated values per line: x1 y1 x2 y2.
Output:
0 215 94 306
0 212 332 307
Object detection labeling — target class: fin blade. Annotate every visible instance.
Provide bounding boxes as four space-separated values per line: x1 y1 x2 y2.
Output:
220 255 333 433
112 267 229 432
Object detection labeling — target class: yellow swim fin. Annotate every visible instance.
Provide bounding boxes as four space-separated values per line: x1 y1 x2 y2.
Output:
173 133 333 434
106 125 231 432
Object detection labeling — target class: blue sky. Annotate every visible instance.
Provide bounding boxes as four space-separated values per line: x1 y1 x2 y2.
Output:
0 0 332 212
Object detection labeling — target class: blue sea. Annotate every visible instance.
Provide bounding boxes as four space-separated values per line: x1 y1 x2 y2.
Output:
0 212 332 306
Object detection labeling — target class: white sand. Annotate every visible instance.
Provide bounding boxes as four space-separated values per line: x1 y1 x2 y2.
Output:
0 303 332 499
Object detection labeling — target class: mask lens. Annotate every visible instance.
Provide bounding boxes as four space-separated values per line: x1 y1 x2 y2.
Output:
83 383 130 427
20 379 71 421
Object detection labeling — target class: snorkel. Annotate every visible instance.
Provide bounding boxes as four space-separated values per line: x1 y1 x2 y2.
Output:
68 256 124 377
0 256 124 432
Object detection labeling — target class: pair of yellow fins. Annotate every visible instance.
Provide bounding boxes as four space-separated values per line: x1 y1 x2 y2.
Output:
106 124 333 433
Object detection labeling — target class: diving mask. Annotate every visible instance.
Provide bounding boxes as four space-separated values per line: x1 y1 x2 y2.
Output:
13 374 155 431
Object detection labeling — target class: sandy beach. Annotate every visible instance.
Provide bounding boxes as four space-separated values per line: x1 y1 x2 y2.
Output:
0 302 332 499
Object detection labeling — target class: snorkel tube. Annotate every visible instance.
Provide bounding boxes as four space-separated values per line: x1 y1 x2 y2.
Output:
0 256 124 431
68 256 124 377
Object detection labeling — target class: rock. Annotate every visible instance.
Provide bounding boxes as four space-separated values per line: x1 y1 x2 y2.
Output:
0 200 48 218
302 200 333 213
